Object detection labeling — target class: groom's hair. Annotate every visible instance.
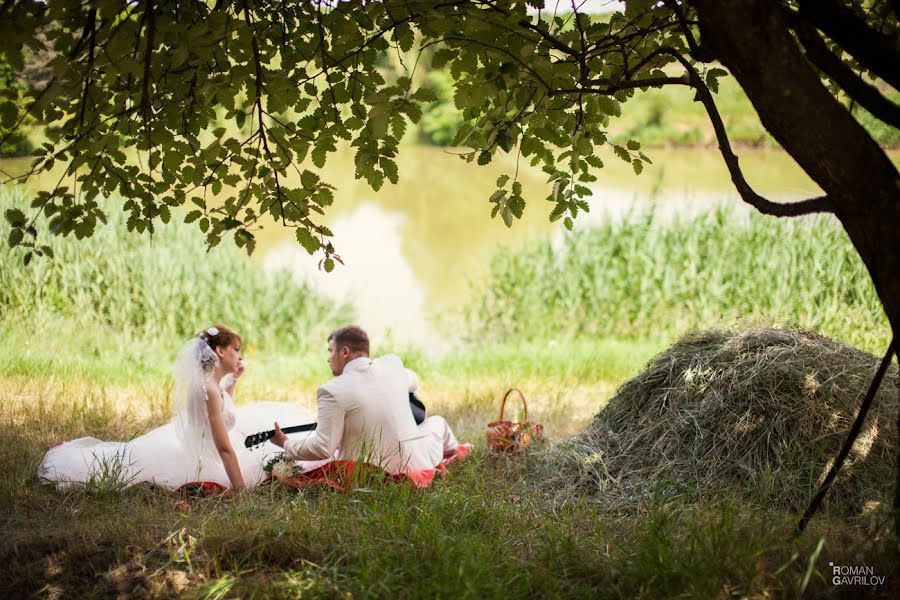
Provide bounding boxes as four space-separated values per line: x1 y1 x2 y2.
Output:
328 325 370 355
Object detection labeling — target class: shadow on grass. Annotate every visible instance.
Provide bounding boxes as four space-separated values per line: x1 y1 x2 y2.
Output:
3 442 896 598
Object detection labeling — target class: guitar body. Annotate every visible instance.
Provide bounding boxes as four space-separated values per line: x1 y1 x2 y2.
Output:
245 392 427 448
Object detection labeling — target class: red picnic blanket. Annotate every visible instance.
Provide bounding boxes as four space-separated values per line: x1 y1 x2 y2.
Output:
274 444 471 491
175 444 470 497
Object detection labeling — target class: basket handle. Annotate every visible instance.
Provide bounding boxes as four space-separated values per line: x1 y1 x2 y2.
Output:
499 387 528 422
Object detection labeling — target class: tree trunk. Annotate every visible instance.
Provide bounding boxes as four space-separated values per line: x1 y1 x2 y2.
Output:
692 0 900 534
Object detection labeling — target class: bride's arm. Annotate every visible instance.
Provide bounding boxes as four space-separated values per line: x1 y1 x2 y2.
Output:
223 362 244 399
206 383 246 491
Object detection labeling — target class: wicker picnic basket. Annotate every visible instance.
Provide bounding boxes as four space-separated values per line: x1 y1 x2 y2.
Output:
486 387 544 453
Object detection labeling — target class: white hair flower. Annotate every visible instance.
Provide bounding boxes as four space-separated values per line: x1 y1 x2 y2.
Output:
206 327 219 336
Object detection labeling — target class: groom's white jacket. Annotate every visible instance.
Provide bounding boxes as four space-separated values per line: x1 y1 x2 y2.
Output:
283 355 445 472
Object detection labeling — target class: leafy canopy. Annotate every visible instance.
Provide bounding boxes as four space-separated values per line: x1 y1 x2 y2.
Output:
1 0 891 264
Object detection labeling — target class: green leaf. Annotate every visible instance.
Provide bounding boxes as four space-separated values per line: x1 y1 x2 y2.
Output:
368 170 385 191
0 101 17 129
496 175 509 187
613 145 631 163
573 184 592 197
549 202 566 222
632 159 643 175
509 196 525 219
5 208 26 227
8 228 24 248
382 159 399 184
296 228 320 254
706 67 728 94
312 145 328 168
477 151 492 166
301 170 319 189
323 257 335 273
431 48 455 69
412 87 439 103
626 139 641 151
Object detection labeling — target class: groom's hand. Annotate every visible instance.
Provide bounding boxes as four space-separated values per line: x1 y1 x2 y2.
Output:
271 422 288 448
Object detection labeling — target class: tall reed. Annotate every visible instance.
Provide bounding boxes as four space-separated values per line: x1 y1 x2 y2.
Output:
0 188 350 353
466 206 888 351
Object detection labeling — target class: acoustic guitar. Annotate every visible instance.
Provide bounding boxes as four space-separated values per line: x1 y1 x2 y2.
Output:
244 392 427 448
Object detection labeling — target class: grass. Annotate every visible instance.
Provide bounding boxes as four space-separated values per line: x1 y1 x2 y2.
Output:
1 187 897 596
2 375 894 598
0 188 352 361
1 329 895 597
466 206 890 354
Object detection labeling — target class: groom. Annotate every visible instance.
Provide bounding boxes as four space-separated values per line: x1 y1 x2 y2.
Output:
271 325 464 473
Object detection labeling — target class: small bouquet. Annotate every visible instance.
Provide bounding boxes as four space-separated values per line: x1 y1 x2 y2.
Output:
263 453 301 479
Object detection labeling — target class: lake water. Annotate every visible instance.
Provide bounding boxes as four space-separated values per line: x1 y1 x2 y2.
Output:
3 146 897 346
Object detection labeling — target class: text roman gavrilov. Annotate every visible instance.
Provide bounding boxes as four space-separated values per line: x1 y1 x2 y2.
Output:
829 562 885 587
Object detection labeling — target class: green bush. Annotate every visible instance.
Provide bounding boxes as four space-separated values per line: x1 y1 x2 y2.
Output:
466 207 888 352
0 188 351 353
417 69 465 147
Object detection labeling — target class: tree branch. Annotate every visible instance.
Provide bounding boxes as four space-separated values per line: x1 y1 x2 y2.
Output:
662 0 714 61
141 0 156 235
798 338 896 534
440 36 552 92
242 0 286 225
786 8 900 129
0 1 106 149
478 0 577 57
553 75 690 96
315 0 342 125
663 47 835 218
77 8 97 130
798 0 900 90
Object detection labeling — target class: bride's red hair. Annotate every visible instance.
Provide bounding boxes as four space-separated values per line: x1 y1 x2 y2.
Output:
198 324 242 353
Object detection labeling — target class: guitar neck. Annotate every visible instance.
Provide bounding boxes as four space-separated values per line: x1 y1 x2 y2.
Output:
245 393 425 448
244 422 317 448
281 423 318 435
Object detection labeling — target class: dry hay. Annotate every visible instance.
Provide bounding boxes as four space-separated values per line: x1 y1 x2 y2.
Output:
546 328 898 516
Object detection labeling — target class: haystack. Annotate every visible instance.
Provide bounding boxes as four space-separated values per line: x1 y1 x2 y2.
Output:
547 328 898 516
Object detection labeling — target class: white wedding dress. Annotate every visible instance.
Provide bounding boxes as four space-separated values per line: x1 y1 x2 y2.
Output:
39 339 328 491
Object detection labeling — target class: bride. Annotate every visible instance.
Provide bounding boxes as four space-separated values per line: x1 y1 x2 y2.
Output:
39 325 327 491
